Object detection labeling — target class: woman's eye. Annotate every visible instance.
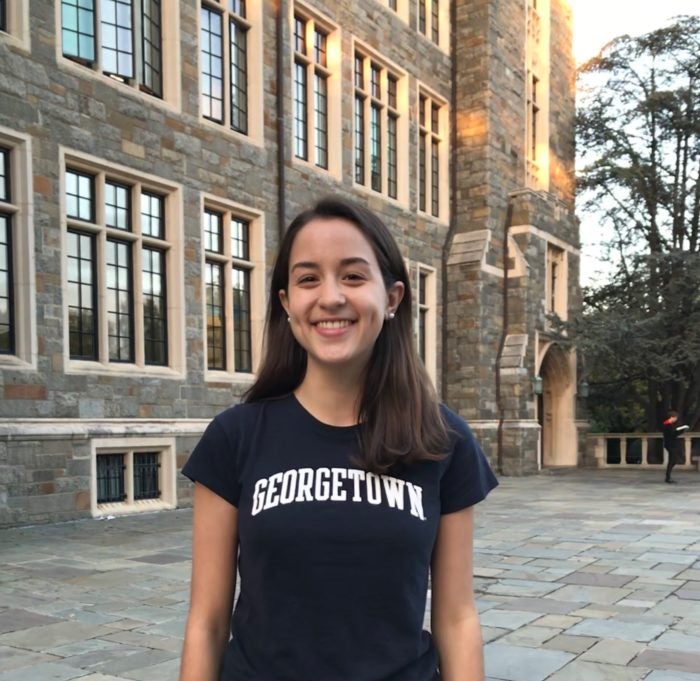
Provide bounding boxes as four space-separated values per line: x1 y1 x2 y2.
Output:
297 275 317 284
344 272 366 282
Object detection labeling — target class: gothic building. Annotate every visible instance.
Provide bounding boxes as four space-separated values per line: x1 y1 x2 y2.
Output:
0 0 580 527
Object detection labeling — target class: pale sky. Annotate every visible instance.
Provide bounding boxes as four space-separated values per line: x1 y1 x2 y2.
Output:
570 1 699 285
571 0 699 64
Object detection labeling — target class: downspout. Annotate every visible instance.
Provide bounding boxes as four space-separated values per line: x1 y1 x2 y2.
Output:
495 200 514 475
441 0 459 402
276 0 287 242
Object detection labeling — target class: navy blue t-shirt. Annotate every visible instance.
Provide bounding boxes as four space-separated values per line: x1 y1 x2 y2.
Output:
182 393 497 681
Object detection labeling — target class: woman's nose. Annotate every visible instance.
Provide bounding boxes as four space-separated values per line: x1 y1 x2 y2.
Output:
319 279 345 307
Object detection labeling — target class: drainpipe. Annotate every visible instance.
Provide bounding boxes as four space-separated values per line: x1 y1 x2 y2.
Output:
441 0 459 403
495 199 514 475
276 0 287 242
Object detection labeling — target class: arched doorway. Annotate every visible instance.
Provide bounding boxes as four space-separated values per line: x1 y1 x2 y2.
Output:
537 343 577 467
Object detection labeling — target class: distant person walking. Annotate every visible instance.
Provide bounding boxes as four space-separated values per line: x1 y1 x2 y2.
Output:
662 410 688 483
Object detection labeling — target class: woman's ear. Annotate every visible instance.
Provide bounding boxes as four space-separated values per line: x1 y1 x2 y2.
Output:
387 281 405 315
279 289 290 316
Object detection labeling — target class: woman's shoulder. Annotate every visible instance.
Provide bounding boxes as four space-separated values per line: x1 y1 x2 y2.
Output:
438 403 476 441
212 393 295 430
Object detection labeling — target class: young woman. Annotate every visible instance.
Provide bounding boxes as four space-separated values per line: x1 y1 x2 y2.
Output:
180 197 498 681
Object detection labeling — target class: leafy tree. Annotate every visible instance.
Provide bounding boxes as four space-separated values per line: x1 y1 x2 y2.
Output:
575 15 700 431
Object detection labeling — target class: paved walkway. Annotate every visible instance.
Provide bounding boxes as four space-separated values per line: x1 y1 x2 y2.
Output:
0 469 699 680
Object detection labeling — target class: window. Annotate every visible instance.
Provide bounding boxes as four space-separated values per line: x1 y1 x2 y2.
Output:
293 13 332 169
0 0 29 48
409 262 436 383
0 147 13 354
546 243 566 320
418 92 445 219
525 0 550 189
200 0 250 134
60 0 163 97
0 131 34 366
97 451 162 503
417 0 444 47
203 203 262 375
92 437 177 516
354 50 404 201
64 164 176 369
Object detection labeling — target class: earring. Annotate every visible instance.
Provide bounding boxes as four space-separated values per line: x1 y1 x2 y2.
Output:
387 312 395 320
287 316 291 323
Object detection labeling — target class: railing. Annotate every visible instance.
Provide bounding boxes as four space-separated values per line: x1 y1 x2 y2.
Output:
586 433 700 470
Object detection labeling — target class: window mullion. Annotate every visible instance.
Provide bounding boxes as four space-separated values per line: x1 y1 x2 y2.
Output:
126 451 134 503
224 14 231 129
222 223 234 375
132 193 145 366
94 0 103 72
133 0 144 88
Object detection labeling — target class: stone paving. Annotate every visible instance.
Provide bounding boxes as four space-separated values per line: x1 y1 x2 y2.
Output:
1 469 699 680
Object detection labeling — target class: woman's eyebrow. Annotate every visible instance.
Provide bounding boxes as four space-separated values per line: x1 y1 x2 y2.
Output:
290 257 371 271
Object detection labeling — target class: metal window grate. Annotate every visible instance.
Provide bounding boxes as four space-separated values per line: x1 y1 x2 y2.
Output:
134 452 160 500
97 453 126 503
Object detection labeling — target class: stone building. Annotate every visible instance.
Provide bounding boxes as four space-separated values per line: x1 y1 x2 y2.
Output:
0 0 580 527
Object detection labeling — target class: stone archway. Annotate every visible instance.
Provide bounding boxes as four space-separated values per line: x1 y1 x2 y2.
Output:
537 343 578 467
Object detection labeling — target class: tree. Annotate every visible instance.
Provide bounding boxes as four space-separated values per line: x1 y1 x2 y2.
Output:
575 15 700 431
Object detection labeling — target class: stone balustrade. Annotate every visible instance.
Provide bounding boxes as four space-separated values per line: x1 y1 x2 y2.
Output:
586 432 700 469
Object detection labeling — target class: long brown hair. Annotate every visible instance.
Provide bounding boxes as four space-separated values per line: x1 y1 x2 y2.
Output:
244 197 449 472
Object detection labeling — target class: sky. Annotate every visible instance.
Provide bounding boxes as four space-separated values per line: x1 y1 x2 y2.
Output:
569 0 699 285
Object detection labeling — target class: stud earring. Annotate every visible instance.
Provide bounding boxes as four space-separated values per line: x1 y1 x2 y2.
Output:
387 312 395 320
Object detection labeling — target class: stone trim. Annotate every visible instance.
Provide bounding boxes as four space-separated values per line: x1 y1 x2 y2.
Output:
510 223 580 255
0 126 36 370
0 418 209 440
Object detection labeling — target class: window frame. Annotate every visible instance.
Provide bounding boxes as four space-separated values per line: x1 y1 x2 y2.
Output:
56 0 179 106
545 243 567 320
61 149 184 377
90 437 177 517
0 0 30 50
417 86 448 222
291 4 340 177
525 0 550 190
199 0 263 145
407 260 437 385
0 129 36 370
353 43 408 205
416 0 447 50
201 195 265 382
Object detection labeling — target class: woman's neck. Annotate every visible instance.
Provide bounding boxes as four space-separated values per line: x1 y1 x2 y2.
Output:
294 366 364 427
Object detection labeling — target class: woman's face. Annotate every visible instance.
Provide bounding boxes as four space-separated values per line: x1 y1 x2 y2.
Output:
279 217 404 378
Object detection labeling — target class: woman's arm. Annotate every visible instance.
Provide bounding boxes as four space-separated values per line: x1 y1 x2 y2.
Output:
431 506 484 681
180 482 239 681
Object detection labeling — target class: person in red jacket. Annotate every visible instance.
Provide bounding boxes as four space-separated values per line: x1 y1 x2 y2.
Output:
662 410 689 483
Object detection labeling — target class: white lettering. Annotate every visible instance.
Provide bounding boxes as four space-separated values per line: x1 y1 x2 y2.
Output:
279 469 297 504
406 481 426 520
381 475 405 510
295 468 314 502
347 469 365 501
263 472 283 510
330 468 347 501
365 472 382 505
251 477 267 516
315 467 331 501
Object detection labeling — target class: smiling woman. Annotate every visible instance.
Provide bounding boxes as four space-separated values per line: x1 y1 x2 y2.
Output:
179 197 498 681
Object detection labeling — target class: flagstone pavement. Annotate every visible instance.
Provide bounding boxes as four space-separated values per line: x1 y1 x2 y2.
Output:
1 469 699 680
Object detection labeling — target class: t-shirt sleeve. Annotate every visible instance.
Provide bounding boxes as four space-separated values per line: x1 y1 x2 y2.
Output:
440 408 498 514
181 413 242 507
